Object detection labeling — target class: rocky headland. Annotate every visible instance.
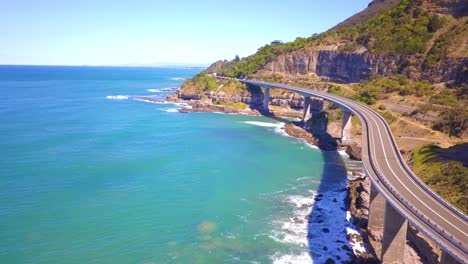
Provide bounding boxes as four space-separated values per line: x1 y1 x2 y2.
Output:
167 0 467 262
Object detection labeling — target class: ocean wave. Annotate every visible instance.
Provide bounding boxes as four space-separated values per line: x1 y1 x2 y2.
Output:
133 98 163 104
272 252 312 264
170 77 186 81
162 108 180 113
244 121 284 128
161 87 177 91
303 142 320 150
147 87 178 93
106 95 129 100
270 186 367 263
269 194 315 246
338 150 349 157
243 121 322 149
147 88 163 93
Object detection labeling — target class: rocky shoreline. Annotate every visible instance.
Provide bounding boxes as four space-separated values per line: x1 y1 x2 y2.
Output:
167 95 377 261
166 94 432 263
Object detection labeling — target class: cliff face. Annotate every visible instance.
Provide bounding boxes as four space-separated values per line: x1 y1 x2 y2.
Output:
205 0 467 85
425 0 468 17
261 47 467 83
178 89 305 109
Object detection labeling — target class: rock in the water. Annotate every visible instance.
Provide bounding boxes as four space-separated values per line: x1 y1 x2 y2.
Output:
346 144 362 161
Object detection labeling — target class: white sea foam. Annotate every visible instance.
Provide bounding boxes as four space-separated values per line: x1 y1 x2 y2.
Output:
172 102 192 109
133 98 162 104
339 150 349 157
270 184 368 264
244 121 284 128
147 87 177 93
106 95 129 100
170 77 186 81
287 195 315 209
269 194 315 246
304 142 320 150
161 87 177 91
347 227 367 254
272 252 312 264
244 121 289 136
346 211 352 222
243 121 323 149
163 108 180 113
147 88 162 93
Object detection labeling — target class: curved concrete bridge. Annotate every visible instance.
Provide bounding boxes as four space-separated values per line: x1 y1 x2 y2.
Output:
217 77 467 264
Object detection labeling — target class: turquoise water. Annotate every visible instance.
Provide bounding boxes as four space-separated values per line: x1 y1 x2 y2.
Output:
0 66 359 263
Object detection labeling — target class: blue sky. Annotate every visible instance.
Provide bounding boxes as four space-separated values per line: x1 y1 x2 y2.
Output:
1 0 370 66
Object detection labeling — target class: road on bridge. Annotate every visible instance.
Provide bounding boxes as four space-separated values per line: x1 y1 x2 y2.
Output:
221 77 468 263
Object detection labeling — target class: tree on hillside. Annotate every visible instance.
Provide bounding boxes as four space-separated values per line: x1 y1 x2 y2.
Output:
271 40 283 45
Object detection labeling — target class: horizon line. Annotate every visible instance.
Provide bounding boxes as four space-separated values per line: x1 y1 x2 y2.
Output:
0 63 210 69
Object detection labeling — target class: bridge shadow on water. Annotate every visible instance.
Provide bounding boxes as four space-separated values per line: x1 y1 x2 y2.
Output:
264 110 358 263
301 117 356 264
248 84 362 263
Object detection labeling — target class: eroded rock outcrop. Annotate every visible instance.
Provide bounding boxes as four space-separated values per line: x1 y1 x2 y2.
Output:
262 47 467 83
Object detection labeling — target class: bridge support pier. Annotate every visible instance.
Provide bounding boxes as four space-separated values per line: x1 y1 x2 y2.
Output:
341 109 353 143
440 251 460 264
302 96 311 122
381 202 408 264
263 87 270 112
368 183 386 241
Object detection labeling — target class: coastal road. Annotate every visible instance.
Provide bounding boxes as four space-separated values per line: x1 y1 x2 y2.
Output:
220 77 468 263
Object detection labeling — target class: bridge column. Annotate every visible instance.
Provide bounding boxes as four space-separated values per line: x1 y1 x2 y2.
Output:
341 109 353 143
381 203 408 264
302 96 311 122
440 251 460 264
368 183 386 241
263 87 270 112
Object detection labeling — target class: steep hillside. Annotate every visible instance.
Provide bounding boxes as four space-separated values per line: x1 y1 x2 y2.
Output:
206 0 467 84
175 0 468 219
331 0 401 30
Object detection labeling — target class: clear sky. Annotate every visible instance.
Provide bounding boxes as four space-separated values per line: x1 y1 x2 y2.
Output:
1 0 370 66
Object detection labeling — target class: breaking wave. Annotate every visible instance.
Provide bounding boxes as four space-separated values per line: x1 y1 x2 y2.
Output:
106 95 129 100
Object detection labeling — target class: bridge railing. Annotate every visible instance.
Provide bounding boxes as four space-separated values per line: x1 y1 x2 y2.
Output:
345 97 468 260
365 103 468 221
227 77 467 261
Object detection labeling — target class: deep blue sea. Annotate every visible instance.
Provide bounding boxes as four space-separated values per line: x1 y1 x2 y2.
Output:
0 66 362 263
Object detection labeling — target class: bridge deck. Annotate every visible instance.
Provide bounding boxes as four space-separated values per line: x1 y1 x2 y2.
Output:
225 78 468 263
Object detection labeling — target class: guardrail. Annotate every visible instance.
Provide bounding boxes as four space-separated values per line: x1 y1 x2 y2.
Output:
334 95 468 261
227 77 468 262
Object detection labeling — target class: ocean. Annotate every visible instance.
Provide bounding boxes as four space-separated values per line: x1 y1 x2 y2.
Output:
0 66 363 263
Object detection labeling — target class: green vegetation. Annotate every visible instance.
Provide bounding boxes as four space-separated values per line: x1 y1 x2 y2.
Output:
424 20 468 67
433 106 468 137
215 101 247 110
180 73 218 94
352 0 433 55
352 75 467 137
412 144 468 213
219 38 311 78
329 85 344 96
354 75 434 104
180 73 247 95
214 0 453 78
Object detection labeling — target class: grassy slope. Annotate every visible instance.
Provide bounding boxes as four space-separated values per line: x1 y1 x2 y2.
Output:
411 144 468 213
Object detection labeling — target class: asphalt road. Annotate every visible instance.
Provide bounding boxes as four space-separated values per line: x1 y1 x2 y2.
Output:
230 78 468 263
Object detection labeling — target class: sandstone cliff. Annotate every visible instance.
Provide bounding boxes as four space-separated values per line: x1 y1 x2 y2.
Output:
260 47 467 83
205 0 467 85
